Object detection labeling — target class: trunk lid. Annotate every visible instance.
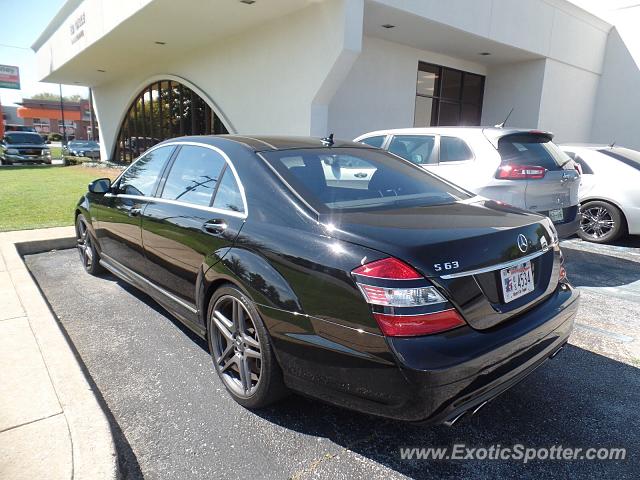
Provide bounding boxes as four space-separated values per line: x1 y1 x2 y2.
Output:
325 199 560 330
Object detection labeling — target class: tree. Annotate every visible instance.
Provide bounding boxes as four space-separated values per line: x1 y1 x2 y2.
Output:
28 92 87 103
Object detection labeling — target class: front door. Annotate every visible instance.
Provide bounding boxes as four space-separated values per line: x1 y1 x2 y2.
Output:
141 145 246 317
94 145 175 274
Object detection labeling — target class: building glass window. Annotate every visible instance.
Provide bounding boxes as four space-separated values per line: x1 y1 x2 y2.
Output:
414 62 485 127
115 80 229 164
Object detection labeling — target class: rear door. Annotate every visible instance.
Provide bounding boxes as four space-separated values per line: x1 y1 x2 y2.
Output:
497 133 580 218
140 144 245 314
95 145 175 274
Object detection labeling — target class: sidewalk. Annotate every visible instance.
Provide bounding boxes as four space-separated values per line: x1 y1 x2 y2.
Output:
0 227 118 480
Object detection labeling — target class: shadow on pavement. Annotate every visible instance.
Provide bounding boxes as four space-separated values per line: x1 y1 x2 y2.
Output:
563 248 640 288
253 345 638 478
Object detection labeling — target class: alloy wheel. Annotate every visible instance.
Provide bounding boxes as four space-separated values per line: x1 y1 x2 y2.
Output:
580 206 615 240
76 220 94 270
210 295 263 398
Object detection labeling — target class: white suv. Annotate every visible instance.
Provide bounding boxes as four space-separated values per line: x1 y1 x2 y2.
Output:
354 127 581 238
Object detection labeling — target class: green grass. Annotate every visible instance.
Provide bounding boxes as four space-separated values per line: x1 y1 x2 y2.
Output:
49 146 62 159
0 165 119 232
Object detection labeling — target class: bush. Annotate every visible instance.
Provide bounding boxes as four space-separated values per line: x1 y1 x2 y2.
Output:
48 133 63 142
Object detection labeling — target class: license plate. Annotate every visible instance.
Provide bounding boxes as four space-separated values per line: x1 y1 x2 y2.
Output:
549 208 564 223
500 261 534 303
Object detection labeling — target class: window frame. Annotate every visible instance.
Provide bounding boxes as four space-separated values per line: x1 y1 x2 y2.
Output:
107 141 248 219
438 135 476 164
387 134 475 166
414 61 485 128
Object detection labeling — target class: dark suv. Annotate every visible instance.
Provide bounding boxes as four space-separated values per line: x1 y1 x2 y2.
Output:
0 131 52 165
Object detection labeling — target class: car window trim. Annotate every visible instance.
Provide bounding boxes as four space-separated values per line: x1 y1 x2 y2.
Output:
107 141 248 218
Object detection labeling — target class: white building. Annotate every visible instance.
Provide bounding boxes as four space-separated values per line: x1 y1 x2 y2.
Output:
32 0 640 162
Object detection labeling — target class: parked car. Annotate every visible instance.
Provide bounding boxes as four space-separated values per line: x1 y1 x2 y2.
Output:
560 144 640 243
0 131 52 165
75 135 578 425
354 128 581 238
62 140 101 161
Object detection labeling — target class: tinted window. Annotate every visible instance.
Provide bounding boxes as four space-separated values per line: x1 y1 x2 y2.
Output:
5 133 43 144
262 148 471 212
359 136 385 148
118 146 174 196
497 134 569 170
388 135 436 165
598 147 640 173
161 146 226 206
440 136 473 162
212 168 245 213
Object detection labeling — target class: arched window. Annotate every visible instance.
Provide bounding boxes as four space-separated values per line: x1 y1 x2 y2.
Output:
114 80 228 163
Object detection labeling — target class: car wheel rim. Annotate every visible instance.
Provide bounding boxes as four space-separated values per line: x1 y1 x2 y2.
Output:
580 206 615 239
211 295 262 398
76 220 93 269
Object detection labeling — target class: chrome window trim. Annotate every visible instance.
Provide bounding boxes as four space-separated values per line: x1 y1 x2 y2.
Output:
109 141 248 219
439 244 557 279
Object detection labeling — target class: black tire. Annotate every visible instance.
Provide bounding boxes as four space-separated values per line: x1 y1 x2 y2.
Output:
578 200 626 244
207 284 288 409
75 214 105 275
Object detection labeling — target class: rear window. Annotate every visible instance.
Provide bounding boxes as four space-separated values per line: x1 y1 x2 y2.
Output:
4 133 44 145
598 147 640 173
497 134 570 170
262 147 472 212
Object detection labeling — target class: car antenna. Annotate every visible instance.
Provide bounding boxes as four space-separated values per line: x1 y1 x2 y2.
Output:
609 140 616 148
494 108 514 128
321 133 334 147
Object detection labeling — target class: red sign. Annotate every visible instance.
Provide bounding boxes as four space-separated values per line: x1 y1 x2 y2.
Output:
0 65 20 90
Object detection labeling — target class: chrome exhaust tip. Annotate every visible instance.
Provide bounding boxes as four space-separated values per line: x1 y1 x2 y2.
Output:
550 345 565 359
443 411 467 427
471 400 489 416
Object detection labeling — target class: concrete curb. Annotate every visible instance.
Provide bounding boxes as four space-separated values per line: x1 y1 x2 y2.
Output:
0 227 119 480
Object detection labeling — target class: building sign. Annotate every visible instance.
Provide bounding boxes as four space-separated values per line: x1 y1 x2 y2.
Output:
0 65 20 90
69 12 86 44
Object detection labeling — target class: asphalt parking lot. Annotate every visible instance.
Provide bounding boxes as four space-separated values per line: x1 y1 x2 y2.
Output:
25 240 640 480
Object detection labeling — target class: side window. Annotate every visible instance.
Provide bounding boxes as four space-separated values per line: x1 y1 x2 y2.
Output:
118 146 174 196
161 145 226 206
212 168 245 213
440 136 473 163
388 135 436 165
360 136 385 148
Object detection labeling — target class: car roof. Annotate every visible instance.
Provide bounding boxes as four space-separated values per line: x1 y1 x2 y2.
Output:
560 143 612 149
158 135 373 152
356 127 554 147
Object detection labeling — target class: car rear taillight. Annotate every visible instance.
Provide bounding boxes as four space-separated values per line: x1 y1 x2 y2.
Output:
574 163 582 175
559 249 568 281
496 164 546 180
352 258 465 337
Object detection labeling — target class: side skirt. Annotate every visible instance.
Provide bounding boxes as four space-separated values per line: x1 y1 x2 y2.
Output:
99 254 206 338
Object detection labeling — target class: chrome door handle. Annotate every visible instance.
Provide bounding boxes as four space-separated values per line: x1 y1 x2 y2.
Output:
202 220 228 235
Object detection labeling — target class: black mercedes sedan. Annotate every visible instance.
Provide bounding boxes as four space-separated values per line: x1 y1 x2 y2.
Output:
75 135 579 425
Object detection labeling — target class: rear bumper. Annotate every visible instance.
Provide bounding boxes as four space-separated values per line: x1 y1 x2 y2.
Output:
4 154 51 163
553 213 581 238
535 206 581 238
277 282 579 424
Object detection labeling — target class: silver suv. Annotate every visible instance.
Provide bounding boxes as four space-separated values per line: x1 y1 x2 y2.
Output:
354 127 581 238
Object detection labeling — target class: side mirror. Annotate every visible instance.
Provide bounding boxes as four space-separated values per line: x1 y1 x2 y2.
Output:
88 178 111 194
